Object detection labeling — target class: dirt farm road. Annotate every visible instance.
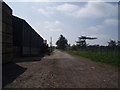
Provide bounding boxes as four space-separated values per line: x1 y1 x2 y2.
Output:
4 50 118 88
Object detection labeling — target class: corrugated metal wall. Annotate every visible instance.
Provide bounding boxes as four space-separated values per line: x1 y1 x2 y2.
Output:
22 19 44 56
2 2 48 63
2 2 13 63
12 16 23 57
22 20 31 56
12 16 44 57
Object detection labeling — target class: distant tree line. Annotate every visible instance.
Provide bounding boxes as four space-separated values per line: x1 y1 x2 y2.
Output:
55 35 120 54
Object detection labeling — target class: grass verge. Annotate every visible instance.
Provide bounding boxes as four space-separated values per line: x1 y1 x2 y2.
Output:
67 50 120 68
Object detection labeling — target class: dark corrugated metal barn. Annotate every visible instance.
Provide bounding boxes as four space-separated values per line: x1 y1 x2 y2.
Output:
2 2 13 63
12 16 46 57
2 2 49 63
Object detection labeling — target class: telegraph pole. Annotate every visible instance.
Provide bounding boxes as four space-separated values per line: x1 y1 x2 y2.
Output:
50 37 52 52
50 37 52 47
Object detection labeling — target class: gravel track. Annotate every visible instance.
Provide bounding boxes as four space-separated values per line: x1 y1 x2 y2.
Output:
3 50 118 88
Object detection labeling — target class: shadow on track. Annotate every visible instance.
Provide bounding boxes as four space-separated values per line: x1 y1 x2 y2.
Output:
2 63 27 88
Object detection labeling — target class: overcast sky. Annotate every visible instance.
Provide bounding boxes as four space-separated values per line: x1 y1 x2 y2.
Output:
5 1 118 46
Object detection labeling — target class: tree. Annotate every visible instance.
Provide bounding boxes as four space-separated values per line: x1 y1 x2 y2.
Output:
70 44 77 50
76 36 97 48
117 41 120 46
56 35 68 50
108 40 116 47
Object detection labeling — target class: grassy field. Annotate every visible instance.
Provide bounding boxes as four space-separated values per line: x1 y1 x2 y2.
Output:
67 50 120 68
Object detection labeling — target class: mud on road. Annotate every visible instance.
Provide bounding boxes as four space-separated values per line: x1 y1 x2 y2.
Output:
3 50 118 88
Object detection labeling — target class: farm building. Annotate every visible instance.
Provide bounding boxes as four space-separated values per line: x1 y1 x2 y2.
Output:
12 16 47 57
2 2 49 63
2 2 13 63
